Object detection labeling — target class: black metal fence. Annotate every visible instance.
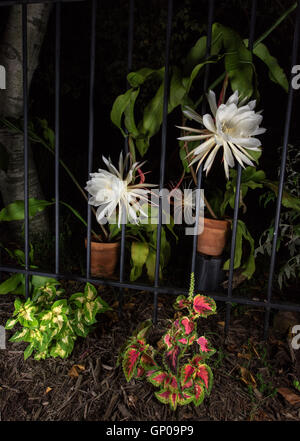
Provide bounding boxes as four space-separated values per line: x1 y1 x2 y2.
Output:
0 0 300 340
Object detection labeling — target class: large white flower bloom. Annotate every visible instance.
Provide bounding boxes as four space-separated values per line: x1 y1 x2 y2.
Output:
178 90 266 179
85 152 154 227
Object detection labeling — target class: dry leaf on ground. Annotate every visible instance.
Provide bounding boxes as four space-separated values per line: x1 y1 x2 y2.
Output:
68 364 85 378
240 366 257 388
277 387 300 407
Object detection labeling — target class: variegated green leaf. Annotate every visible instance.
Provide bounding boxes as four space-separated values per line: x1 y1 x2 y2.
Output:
34 351 47 361
24 343 34 360
83 301 97 324
9 328 30 342
84 283 97 301
69 292 86 306
5 317 18 329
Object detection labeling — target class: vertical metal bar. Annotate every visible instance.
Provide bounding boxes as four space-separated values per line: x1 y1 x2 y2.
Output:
127 0 134 82
225 0 257 335
86 0 97 279
153 0 173 324
264 1 300 339
119 0 135 316
22 3 29 299
55 2 61 275
191 0 215 277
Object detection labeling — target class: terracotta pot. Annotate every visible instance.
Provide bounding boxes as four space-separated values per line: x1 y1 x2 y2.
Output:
197 218 230 257
85 239 120 277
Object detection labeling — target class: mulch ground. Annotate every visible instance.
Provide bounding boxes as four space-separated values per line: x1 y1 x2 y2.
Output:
1 280 300 421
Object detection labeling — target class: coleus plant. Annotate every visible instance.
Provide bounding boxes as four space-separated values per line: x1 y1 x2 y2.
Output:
5 282 111 360
118 274 217 410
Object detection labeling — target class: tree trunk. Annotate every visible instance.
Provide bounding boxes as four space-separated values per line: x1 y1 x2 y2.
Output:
0 3 52 240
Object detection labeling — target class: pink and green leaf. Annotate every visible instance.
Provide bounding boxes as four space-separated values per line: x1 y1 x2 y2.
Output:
196 364 211 390
163 332 173 349
180 317 194 335
177 391 194 406
191 354 204 367
173 295 190 311
136 367 145 378
148 371 168 387
155 389 170 405
181 363 195 386
197 336 215 356
170 392 178 410
122 347 142 381
193 382 205 406
193 295 216 318
163 345 180 374
140 353 156 370
169 375 178 390
178 337 188 345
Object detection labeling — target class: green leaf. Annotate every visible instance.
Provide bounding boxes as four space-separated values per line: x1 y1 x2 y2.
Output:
223 220 255 278
69 292 86 306
262 180 300 212
110 88 133 136
5 317 18 329
24 343 34 360
95 296 111 314
31 276 59 290
127 67 164 88
84 283 97 301
108 223 121 241
0 273 23 295
184 58 220 94
124 88 140 137
245 40 288 92
145 249 162 281
135 67 187 157
179 142 190 173
83 300 98 324
0 198 53 221
130 241 150 281
184 30 223 75
9 328 29 341
214 23 254 100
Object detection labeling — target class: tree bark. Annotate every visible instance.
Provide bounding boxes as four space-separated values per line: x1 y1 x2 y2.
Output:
0 3 52 240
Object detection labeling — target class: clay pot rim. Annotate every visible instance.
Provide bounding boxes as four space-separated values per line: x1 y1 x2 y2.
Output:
203 217 231 230
84 239 120 249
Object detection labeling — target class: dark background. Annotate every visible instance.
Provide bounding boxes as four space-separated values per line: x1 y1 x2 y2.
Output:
0 0 299 289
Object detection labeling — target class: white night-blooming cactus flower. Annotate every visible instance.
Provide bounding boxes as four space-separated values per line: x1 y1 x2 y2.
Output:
85 152 154 227
178 90 266 179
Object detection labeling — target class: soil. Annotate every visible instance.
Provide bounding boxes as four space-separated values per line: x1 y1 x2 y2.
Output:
1 281 300 422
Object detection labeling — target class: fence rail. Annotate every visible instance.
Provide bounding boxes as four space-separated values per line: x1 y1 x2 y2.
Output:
0 0 300 339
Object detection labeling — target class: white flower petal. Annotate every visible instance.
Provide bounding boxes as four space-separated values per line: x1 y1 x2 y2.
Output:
183 106 203 124
203 145 221 175
207 90 217 116
230 137 261 149
180 88 265 177
252 127 266 135
175 125 206 133
226 90 239 106
203 114 216 133
223 140 235 168
177 134 212 142
228 142 254 167
187 137 215 158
